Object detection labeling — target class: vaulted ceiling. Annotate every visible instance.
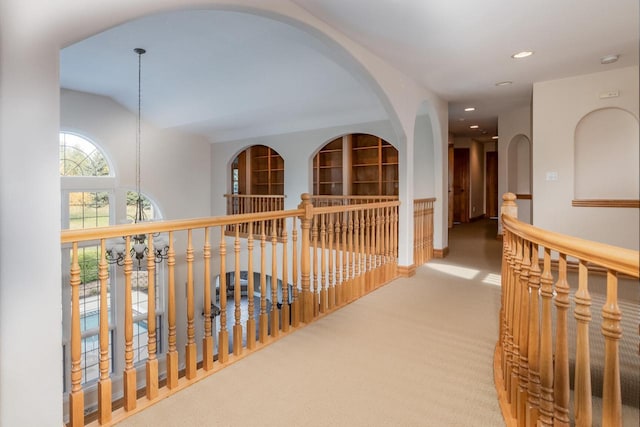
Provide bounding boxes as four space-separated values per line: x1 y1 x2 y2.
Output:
60 0 639 143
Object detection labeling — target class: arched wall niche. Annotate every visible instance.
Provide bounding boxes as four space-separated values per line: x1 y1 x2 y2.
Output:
574 107 639 200
507 134 532 223
411 99 446 254
507 134 531 195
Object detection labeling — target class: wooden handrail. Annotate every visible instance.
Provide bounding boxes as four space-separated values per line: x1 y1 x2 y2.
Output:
502 215 639 278
61 209 302 244
496 192 639 427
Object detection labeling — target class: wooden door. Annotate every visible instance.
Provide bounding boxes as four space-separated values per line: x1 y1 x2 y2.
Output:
486 151 498 218
453 148 470 223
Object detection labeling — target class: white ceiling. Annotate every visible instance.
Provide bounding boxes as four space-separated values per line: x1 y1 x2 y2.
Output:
60 1 639 143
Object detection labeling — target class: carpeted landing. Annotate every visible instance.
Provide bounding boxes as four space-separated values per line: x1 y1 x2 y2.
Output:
119 220 505 426
118 219 639 426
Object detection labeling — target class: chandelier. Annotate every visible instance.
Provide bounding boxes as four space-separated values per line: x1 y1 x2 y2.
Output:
106 48 169 266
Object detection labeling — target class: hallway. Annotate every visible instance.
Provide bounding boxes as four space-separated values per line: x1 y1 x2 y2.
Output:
119 220 505 426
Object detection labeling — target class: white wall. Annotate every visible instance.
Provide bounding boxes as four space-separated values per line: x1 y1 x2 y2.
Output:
498 103 532 231
62 89 212 220
532 66 639 249
413 113 436 198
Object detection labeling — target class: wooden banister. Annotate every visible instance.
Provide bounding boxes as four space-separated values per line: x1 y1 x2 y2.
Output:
62 193 400 425
496 192 639 427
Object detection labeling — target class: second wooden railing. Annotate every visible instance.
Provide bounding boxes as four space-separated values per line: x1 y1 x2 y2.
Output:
496 193 639 427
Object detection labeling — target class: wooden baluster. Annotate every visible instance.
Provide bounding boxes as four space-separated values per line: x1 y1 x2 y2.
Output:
320 214 328 313
185 229 196 379
165 232 179 386
526 243 541 427
506 231 518 397
98 240 112 423
413 200 421 265
146 235 158 399
202 228 214 370
312 215 319 317
428 203 434 261
500 230 511 383
259 222 268 342
299 194 314 323
341 212 349 303
574 260 592 427
393 205 398 276
122 236 136 410
353 209 360 298
385 206 391 281
291 218 300 327
359 209 366 294
510 237 523 415
328 213 335 310
537 247 554 426
601 270 622 427
270 224 280 336
349 210 355 300
363 208 370 293
337 213 346 306
376 207 383 285
69 242 84 427
334 213 343 307
246 223 257 348
553 254 570 426
233 226 243 355
218 228 229 363
518 241 531 424
281 224 290 332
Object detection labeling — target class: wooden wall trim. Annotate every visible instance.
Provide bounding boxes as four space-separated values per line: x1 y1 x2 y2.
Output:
571 199 640 208
433 247 449 258
397 264 417 278
515 194 532 200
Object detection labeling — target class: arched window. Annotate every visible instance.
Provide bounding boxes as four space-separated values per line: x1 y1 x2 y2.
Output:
60 132 111 177
59 132 164 390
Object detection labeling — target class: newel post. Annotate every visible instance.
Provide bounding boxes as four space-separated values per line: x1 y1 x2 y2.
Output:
501 192 518 222
298 193 314 323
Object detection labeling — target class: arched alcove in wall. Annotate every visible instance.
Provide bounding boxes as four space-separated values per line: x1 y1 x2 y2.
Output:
574 107 639 200
413 110 436 198
507 134 532 223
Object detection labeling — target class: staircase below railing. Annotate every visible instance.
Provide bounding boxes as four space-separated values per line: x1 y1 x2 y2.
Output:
496 193 639 427
62 194 400 426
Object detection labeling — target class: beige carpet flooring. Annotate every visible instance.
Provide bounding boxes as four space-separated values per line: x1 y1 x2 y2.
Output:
119 220 505 426
117 219 639 426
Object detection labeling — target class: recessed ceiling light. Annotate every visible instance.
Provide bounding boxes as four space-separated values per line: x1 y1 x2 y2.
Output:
511 51 534 59
492 136 499 140
470 125 479 129
600 54 619 65
464 107 475 112
495 81 513 86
